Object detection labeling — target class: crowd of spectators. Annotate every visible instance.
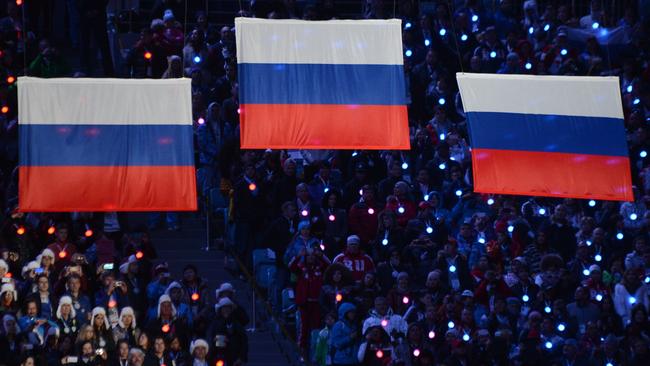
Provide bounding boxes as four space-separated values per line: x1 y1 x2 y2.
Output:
1 0 650 366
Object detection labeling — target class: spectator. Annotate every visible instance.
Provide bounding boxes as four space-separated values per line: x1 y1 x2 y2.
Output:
334 235 375 283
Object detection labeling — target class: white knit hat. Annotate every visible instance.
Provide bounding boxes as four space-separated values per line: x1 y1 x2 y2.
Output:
56 295 76 320
215 282 235 299
91 307 109 329
0 259 8 272
0 283 17 301
118 306 136 329
214 297 234 313
119 255 137 275
189 338 209 355
157 294 177 319
41 248 56 262
21 261 39 276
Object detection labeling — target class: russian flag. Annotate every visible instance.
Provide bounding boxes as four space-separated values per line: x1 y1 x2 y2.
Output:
18 77 197 212
457 73 633 201
235 17 410 150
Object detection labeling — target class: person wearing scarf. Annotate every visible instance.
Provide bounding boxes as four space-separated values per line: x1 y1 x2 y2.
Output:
55 295 79 338
112 307 140 346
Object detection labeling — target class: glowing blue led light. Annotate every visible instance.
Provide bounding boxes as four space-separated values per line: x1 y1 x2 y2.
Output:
448 321 455 328
487 198 494 205
462 334 470 341
424 39 430 46
478 238 485 244
544 306 551 314
507 225 514 233
630 213 638 220
405 49 413 57
560 49 568 56
544 24 550 31
449 265 457 273
439 133 446 141
538 208 546 215
472 15 478 22
586 240 592 246
490 51 497 58
398 206 405 214
426 226 433 234
404 22 412 29
645 276 650 284
352 151 358 157
592 22 599 29
193 55 201 63
595 254 602 262
402 162 409 170
455 189 462 197
633 98 640 105
605 363 613 366
617 232 624 240
382 238 389 246
461 34 468 41
588 200 596 207
439 28 447 36
629 296 637 304
640 150 647 158
627 85 633 93
557 323 565 332
438 163 446 170
525 62 532 70
522 294 529 302
438 98 446 105
545 341 553 349
324 187 329 193
582 269 590 276
596 294 603 302
528 26 534 34
424 194 430 201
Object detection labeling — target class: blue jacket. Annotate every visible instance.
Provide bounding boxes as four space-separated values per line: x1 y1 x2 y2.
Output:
330 302 359 365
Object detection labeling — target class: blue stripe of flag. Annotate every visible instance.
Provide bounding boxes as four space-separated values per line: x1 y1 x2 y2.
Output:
467 112 628 157
20 124 194 166
238 63 407 105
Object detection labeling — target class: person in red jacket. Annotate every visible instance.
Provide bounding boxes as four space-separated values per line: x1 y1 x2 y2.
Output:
288 247 331 355
348 185 380 245
334 235 376 283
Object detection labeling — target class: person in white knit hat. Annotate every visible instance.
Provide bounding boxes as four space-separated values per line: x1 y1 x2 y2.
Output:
54 295 79 337
189 338 209 366
145 294 190 343
112 306 141 345
0 283 18 313
91 307 114 350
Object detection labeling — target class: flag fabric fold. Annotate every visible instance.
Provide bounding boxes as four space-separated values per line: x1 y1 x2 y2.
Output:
18 77 197 212
457 73 632 201
235 17 410 150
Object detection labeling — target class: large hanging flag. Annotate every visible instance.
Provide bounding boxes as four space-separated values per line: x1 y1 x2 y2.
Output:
457 73 632 201
235 17 410 150
18 77 197 212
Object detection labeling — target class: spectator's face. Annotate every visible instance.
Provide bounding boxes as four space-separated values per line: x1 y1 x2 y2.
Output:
389 164 402 178
478 256 488 269
283 204 297 218
170 288 182 302
362 188 374 202
38 277 49 292
129 352 145 366
82 342 94 357
562 344 577 358
345 310 356 321
61 303 71 316
574 287 587 302
284 161 296 176
417 170 429 184
183 268 196 282
68 277 81 292
170 338 181 351
154 338 165 354
426 273 440 288
461 309 472 323
160 301 173 317
554 205 567 219
94 313 105 327
21 358 34 366
347 243 360 254
633 309 646 323
368 327 382 342
363 273 374 286
122 314 133 327
119 342 129 358
397 277 408 290
375 298 388 315
327 194 337 208
57 228 68 242
296 185 309 201
194 346 208 359
300 227 310 237
460 224 472 238
333 270 342 283
42 256 53 267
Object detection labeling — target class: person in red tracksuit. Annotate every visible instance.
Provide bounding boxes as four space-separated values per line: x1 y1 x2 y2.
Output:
289 246 331 356
334 235 376 283
348 185 380 246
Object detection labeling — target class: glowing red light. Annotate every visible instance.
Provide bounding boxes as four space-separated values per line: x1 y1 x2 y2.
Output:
335 293 342 302
16 0 23 5
216 361 224 366
381 319 388 327
135 251 144 259
161 324 170 333
144 51 152 60
6 76 15 84
248 183 256 191
4 272 12 278
402 296 409 304
84 229 93 237
191 293 199 301
197 117 205 125
413 349 420 357
367 208 375 215
328 214 336 221
59 251 67 259
47 226 55 235
16 226 25 235
108 299 117 308
1 106 8 114
375 350 384 358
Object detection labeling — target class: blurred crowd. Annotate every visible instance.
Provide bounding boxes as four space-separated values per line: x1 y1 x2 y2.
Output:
1 1 650 366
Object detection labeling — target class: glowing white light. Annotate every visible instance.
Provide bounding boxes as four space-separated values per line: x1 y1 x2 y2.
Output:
447 321 455 328
461 34 468 41
544 306 551 314
640 150 647 158
528 26 534 34
439 133 446 141
629 296 636 304
586 240 592 246
197 117 205 125
588 200 596 207
405 49 413 57
630 213 638 220
382 238 388 246
428 330 435 339
617 232 624 240
545 341 553 349
397 206 405 214
538 208 546 215
596 294 603 302
381 319 388 327
543 24 550 31
487 198 494 205
402 296 409 304
301 210 309 217
582 269 590 276
627 85 633 93
557 323 565 332
560 49 568 56
507 225 514 233
402 162 409 170
490 51 497 58
472 15 479 22
449 265 457 273
424 194 430 201
193 55 201 63
525 62 532 70
426 226 433 234
595 254 602 262
592 22 599 29
455 189 462 197
368 208 375 215
424 39 430 46
522 294 529 302
404 22 412 29
478 238 485 244
633 98 640 105
462 334 470 341
438 97 446 105
328 214 336 222
439 28 447 36
413 349 420 357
